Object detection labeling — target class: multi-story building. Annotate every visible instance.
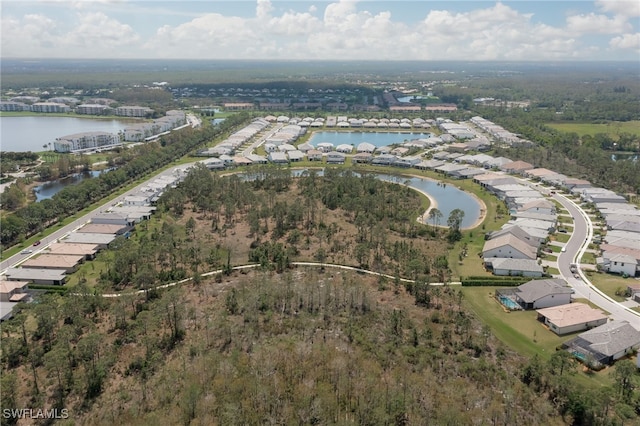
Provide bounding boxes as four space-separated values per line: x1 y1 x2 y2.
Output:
54 131 120 152
31 102 71 113
0 101 30 111
76 104 112 115
115 106 153 117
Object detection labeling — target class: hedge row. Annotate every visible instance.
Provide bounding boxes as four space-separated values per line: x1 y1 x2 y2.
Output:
28 284 68 293
461 276 529 287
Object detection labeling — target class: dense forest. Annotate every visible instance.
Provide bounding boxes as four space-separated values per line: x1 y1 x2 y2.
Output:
3 263 637 424
98 166 451 293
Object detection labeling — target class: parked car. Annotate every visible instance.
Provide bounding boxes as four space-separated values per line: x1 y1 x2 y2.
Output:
32 240 41 246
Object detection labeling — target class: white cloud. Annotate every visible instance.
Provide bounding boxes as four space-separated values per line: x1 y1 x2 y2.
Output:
609 33 640 50
256 0 273 20
595 0 640 18
2 0 638 60
67 12 140 51
566 13 632 34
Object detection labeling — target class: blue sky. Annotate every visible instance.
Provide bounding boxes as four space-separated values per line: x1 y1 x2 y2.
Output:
2 1 639 61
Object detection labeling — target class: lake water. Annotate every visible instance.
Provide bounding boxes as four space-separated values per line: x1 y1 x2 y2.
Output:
396 96 425 103
308 131 433 148
376 174 481 228
0 116 139 152
291 170 481 228
34 170 108 201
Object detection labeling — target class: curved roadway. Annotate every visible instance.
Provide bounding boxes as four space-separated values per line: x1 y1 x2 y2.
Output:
553 192 640 328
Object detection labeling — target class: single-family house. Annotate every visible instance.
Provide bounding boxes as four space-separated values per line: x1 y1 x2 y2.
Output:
536 303 608 335
307 150 323 161
0 280 30 303
563 321 640 366
600 252 639 277
4 268 68 286
483 234 537 260
326 152 346 164
486 258 544 277
513 279 573 310
520 199 556 216
287 150 305 162
21 254 85 274
268 152 289 164
500 160 533 174
352 153 373 164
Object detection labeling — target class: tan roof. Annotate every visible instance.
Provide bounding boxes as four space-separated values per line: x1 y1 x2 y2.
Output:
21 254 84 269
527 168 557 177
483 234 537 258
47 243 99 256
79 223 126 234
536 303 607 328
0 280 29 294
10 293 30 302
502 160 533 171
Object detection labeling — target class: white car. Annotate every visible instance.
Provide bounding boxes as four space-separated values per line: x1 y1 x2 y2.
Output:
20 249 33 255
561 247 566 252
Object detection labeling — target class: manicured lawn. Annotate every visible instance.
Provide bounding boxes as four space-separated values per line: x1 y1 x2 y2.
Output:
587 271 634 302
546 267 560 276
462 286 565 357
462 286 614 386
545 120 640 138
553 233 571 243
581 252 597 265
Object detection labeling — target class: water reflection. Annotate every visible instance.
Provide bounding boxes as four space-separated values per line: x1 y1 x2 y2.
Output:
34 170 108 201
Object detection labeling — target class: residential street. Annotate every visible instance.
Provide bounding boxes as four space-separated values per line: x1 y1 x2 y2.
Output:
553 192 640 328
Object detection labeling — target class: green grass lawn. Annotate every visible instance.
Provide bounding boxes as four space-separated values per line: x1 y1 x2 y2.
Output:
546 267 560 276
553 233 571 243
545 120 640 138
581 252 597 265
586 271 634 302
462 286 614 387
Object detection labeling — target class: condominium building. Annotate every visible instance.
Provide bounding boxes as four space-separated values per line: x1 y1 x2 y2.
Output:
31 102 71 113
54 131 120 153
115 106 153 117
76 104 112 115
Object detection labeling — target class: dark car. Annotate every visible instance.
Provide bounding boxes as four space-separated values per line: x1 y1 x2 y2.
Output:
33 240 41 246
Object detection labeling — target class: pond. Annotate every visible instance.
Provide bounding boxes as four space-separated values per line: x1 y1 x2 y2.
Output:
288 169 482 229
308 131 433 148
34 169 110 201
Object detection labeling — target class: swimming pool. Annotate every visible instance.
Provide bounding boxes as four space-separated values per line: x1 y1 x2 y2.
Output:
499 295 522 310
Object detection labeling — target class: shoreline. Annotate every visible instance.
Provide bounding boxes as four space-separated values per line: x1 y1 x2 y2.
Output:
399 171 487 230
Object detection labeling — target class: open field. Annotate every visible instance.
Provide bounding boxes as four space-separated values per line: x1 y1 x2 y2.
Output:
545 120 640 138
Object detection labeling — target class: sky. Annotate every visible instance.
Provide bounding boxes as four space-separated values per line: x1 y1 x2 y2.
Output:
1 0 639 61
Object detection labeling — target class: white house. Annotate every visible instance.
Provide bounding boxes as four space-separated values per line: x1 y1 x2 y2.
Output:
483 234 537 260
601 252 638 277
514 279 573 309
486 258 544 277
536 303 608 335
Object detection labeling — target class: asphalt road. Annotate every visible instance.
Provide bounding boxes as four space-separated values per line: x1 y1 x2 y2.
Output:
0 166 183 274
553 192 640 329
